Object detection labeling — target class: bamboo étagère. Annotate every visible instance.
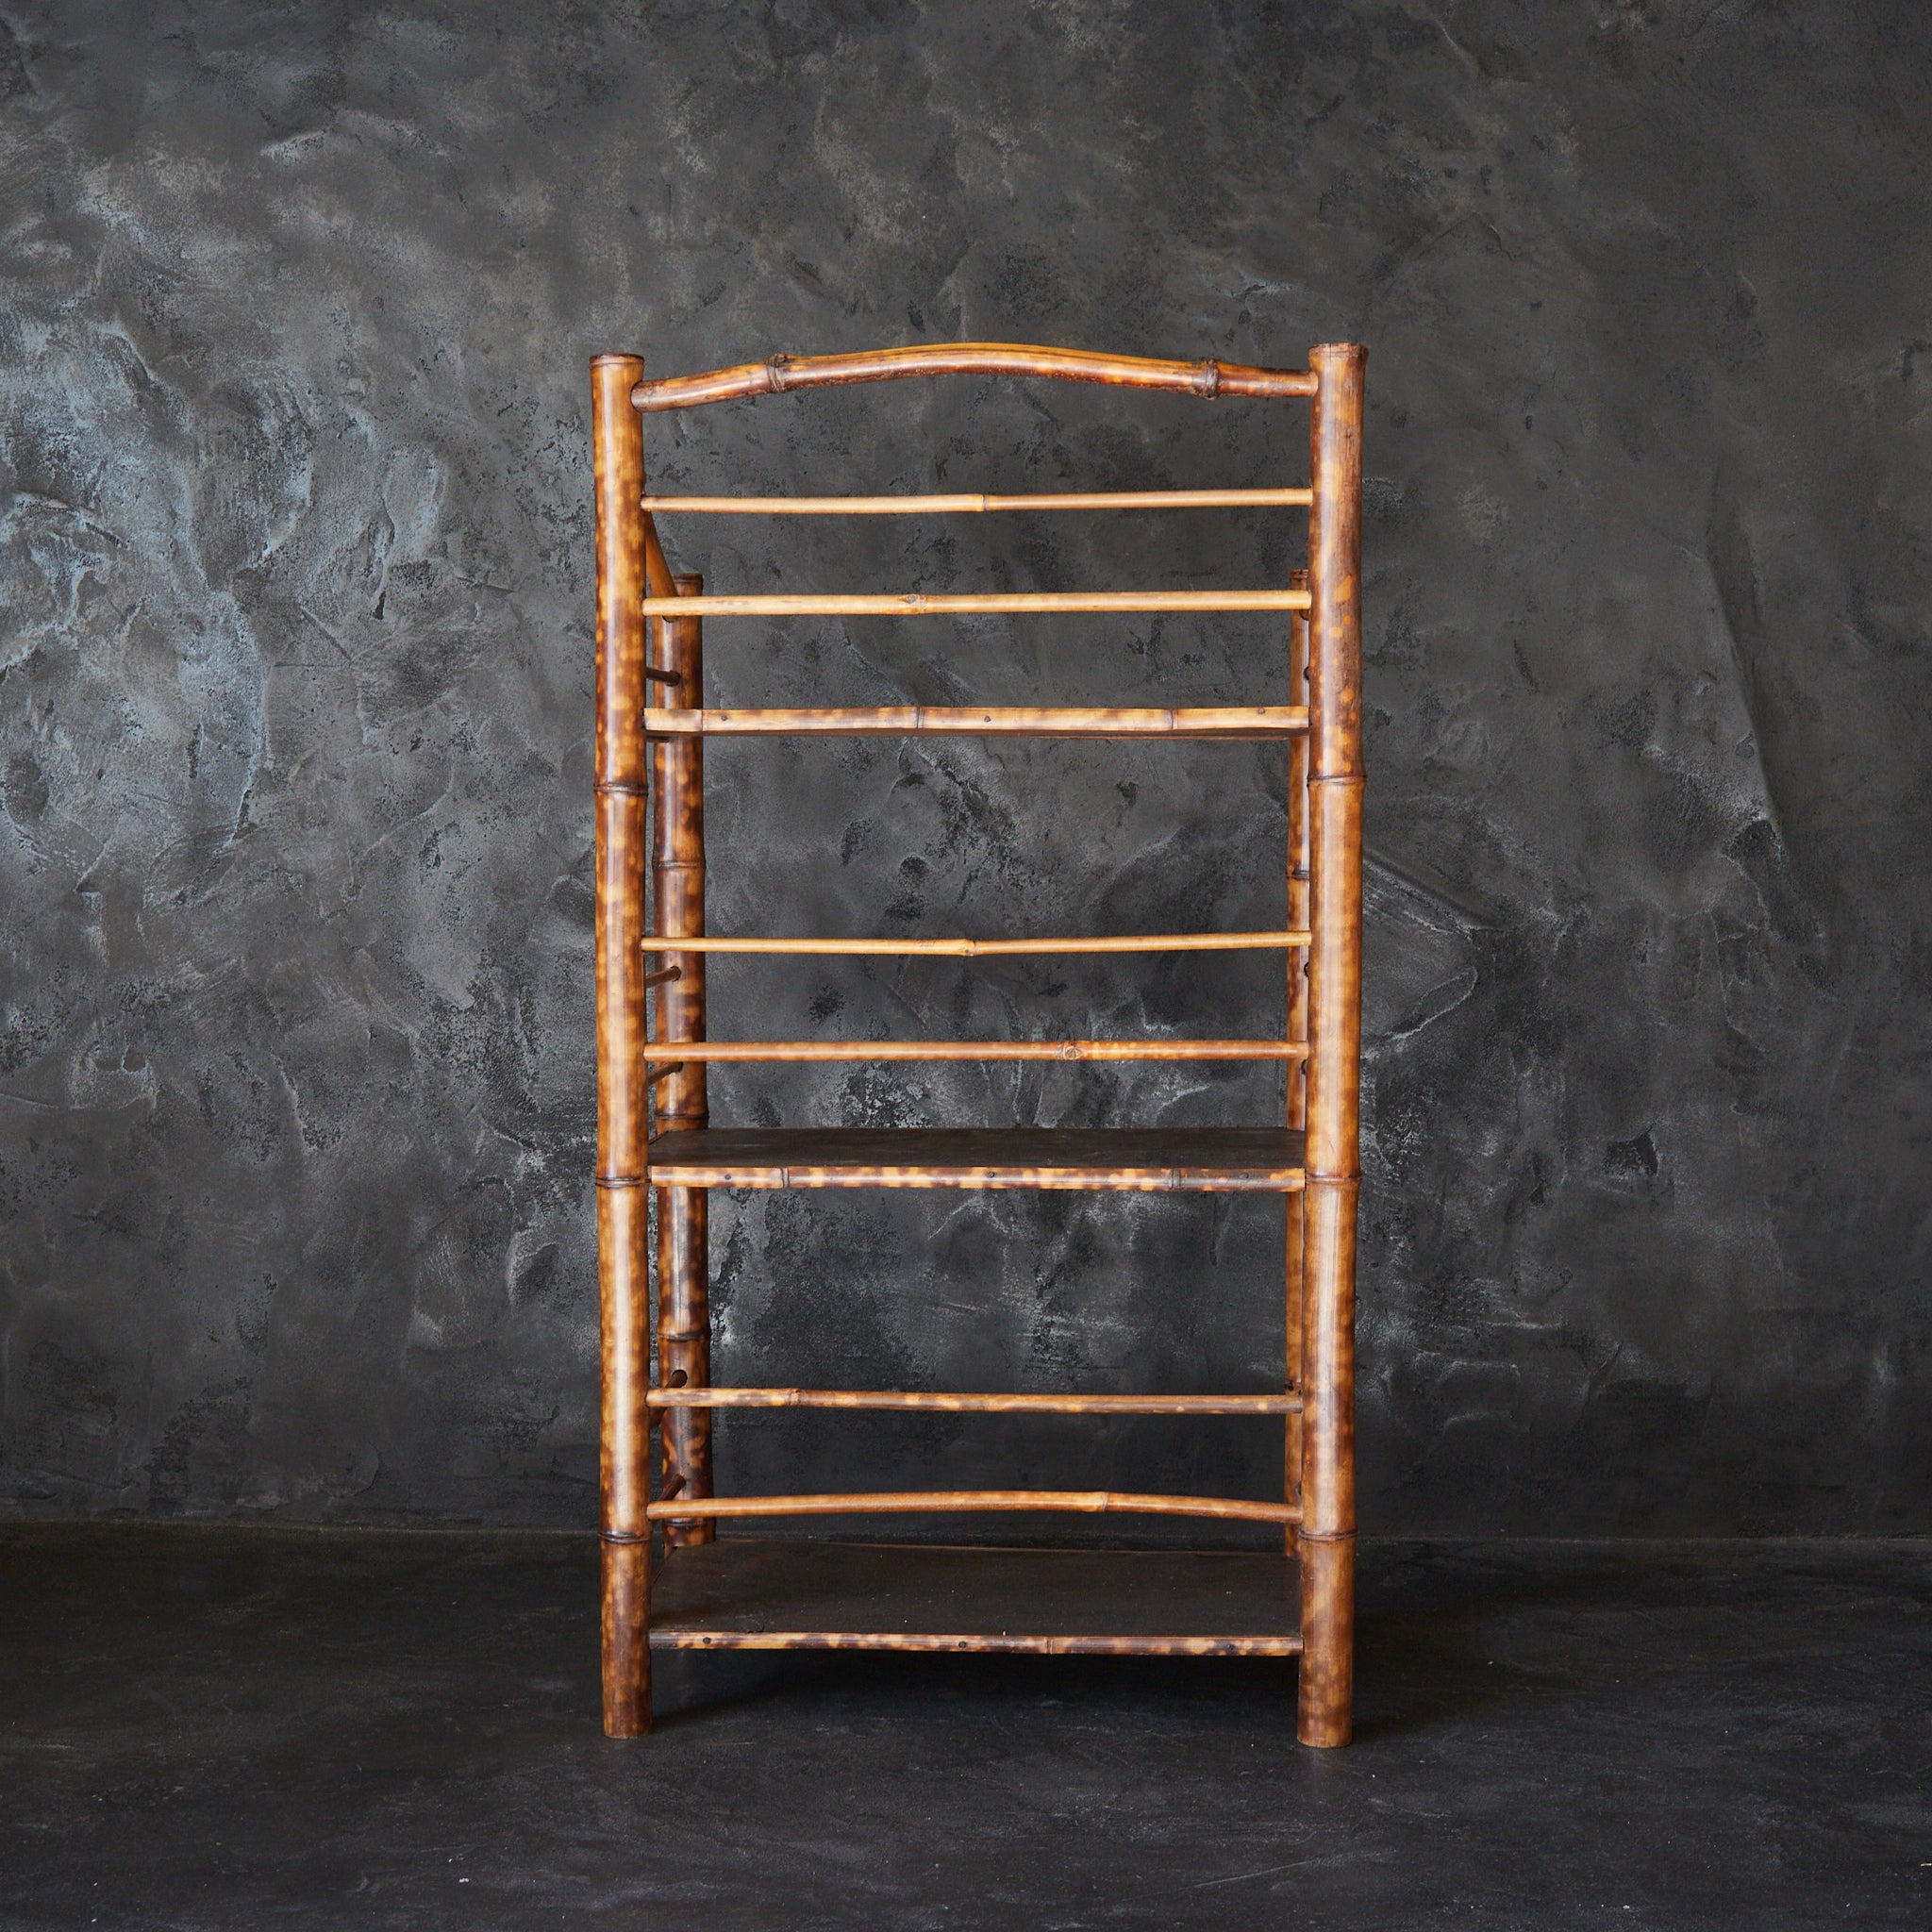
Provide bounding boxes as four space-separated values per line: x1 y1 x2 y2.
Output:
590 339 1365 1747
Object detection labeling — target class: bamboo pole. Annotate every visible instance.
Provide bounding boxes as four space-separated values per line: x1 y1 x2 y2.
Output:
632 342 1317 412
1298 343 1366 1749
641 1039 1306 1063
646 1490 1301 1524
639 590 1310 617
641 488 1313 513
1286 569 1311 1558
652 572 712 1549
647 932 1309 956
641 706 1307 738
591 354 654 1738
645 1388 1303 1414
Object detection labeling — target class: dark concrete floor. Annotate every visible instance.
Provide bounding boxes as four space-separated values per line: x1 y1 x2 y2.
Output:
2 1527 1927 1930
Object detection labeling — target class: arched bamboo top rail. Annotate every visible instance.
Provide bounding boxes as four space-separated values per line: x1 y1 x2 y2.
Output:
632 343 1318 412
640 489 1313 514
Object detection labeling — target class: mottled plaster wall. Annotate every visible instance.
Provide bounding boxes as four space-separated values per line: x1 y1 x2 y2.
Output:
2 1 1927 1530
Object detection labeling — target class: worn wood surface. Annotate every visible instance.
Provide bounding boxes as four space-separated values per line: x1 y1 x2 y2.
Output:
641 488 1312 513
632 342 1316 411
647 1541 1303 1655
1298 342 1366 1748
642 1127 1307 1191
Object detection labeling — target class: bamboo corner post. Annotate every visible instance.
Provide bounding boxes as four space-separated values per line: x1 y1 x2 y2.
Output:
1298 343 1366 1748
651 570 712 1549
591 354 654 1736
591 338 1366 1748
1285 568 1310 1560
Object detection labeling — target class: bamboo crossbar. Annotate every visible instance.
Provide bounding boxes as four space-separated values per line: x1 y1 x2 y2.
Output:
647 1388 1302 1414
647 931 1309 956
640 590 1310 617
641 1040 1306 1063
641 489 1314 513
633 344 1317 411
640 705 1306 740
646 1490 1302 1524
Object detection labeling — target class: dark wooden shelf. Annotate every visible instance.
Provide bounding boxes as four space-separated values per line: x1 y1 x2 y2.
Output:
644 1126 1306 1191
649 1539 1303 1657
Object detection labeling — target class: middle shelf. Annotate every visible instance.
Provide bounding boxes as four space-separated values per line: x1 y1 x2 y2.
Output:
642 1126 1307 1191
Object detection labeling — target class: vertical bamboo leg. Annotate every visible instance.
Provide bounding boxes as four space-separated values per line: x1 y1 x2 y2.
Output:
592 355 654 1736
653 574 712 1546
1284 571 1310 1557
1299 342 1366 1749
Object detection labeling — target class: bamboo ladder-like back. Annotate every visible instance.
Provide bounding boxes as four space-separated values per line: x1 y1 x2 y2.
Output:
591 341 1365 1746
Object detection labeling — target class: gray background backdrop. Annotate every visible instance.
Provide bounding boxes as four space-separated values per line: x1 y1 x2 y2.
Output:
3 0 1927 1533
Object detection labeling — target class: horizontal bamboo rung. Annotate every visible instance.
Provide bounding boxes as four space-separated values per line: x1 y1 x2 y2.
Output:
639 590 1311 617
641 706 1307 738
641 489 1314 514
645 1490 1300 1524
647 1388 1303 1414
647 931 1310 957
641 1040 1305 1063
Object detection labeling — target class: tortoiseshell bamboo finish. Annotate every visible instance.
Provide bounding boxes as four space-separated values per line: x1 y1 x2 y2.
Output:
1299 344 1367 1747
633 342 1316 411
591 340 1364 1744
1285 570 1312 1558
651 574 711 1548
591 356 652 1737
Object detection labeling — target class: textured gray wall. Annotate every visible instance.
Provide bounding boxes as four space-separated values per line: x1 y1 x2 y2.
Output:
2 1 1928 1532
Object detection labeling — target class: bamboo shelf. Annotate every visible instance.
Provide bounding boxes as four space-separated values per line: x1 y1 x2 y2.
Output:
650 1541 1305 1657
590 338 1365 1747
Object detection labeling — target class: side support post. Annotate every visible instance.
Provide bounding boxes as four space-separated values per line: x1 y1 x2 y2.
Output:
653 575 712 1545
1284 568 1310 1557
1298 343 1366 1749
592 355 654 1736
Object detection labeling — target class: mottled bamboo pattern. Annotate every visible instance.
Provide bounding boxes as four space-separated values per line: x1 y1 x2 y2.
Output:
592 340 1362 1742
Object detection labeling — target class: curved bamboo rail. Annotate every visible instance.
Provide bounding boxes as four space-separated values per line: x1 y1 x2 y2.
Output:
633 343 1316 412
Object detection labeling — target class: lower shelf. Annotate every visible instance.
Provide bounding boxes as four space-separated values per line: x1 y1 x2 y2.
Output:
649 1538 1304 1657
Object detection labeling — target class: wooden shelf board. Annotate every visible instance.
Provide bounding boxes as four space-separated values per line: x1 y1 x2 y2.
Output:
644 1126 1306 1191
649 1539 1303 1657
